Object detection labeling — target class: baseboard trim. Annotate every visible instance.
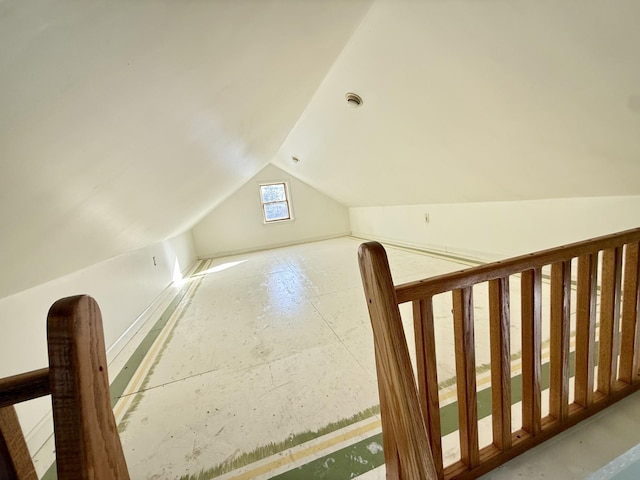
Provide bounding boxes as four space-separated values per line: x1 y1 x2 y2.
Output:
196 232 352 259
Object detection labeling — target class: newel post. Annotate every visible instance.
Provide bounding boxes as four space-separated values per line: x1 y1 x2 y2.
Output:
47 295 130 479
358 242 437 480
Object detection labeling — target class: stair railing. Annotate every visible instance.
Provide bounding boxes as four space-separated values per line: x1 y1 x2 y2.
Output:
358 227 640 479
0 295 130 479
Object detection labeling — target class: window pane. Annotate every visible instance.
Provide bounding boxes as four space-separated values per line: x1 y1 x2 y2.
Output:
260 184 286 203
264 201 290 221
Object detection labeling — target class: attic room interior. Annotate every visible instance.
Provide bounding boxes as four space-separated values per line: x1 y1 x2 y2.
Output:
1 0 640 479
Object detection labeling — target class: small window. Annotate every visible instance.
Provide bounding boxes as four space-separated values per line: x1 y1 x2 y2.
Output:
259 182 292 223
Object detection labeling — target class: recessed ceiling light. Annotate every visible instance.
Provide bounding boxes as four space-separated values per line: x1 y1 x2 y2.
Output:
345 92 363 108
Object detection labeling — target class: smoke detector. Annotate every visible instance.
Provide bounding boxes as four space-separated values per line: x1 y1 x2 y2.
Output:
345 92 363 108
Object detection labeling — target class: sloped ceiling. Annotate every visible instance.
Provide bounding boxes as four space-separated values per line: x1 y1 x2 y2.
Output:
0 0 371 297
2 0 639 299
273 0 640 206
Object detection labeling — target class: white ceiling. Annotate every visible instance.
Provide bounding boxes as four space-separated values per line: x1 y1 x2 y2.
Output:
0 0 371 297
274 0 640 206
1 0 639 297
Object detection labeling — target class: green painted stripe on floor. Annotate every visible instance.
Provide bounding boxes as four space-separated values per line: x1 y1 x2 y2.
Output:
36 249 586 480
179 406 382 480
41 260 208 480
271 433 386 479
271 349 580 479
109 282 193 406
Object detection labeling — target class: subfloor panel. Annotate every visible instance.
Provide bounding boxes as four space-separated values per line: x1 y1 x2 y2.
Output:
37 236 640 479
117 237 472 479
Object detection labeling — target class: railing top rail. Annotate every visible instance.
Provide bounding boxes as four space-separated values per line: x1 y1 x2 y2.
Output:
396 227 640 303
0 368 50 409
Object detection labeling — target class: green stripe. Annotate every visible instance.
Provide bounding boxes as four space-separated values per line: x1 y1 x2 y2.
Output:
109 282 193 406
272 349 580 479
178 407 382 480
271 433 386 479
42 260 207 480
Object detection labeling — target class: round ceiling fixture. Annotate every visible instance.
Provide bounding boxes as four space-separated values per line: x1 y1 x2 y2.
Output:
345 92 363 108
291 156 299 163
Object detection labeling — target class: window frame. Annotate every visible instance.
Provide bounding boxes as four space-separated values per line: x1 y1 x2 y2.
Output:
258 181 293 224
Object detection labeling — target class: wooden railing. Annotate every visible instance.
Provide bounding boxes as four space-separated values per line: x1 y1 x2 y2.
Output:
358 228 640 479
0 295 129 479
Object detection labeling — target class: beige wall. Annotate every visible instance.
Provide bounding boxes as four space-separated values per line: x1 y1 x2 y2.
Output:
193 164 351 258
350 196 640 261
0 230 196 443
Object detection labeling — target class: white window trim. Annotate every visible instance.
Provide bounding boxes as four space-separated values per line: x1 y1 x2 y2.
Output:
258 181 294 224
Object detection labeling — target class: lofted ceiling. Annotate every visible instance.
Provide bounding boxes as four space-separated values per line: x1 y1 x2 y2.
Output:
273 0 640 206
0 0 371 297
1 0 639 298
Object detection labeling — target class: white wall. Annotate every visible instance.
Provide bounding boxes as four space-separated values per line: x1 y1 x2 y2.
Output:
193 163 351 258
350 196 640 261
0 230 196 439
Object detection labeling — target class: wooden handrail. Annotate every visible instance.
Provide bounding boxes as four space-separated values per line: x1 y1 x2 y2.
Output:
358 242 438 479
396 227 640 302
0 368 50 409
0 295 130 479
48 295 130 479
359 227 640 480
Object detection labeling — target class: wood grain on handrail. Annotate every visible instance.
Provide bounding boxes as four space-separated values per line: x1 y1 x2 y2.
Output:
360 228 640 480
0 368 50 409
358 242 438 479
375 352 401 479
396 227 640 303
48 295 130 479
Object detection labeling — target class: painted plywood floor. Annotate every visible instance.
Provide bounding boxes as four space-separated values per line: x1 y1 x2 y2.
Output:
37 236 640 479
114 237 474 479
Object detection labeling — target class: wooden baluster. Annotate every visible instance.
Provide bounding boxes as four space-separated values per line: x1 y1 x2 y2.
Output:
358 243 438 480
620 243 640 384
598 248 623 394
489 277 511 451
575 254 598 407
453 287 479 469
550 261 571 422
413 298 444 478
47 295 130 480
0 406 38 480
521 268 542 435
